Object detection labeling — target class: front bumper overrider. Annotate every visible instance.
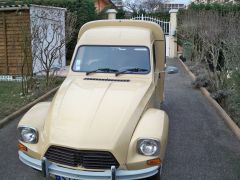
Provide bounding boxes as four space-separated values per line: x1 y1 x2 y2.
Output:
19 151 160 180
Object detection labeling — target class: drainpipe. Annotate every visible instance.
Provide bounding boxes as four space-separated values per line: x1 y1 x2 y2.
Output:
106 9 117 20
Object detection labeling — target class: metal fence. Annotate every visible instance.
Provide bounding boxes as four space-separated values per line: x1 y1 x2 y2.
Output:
131 14 170 35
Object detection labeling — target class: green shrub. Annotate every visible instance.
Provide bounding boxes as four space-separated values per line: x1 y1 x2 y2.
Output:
116 8 126 19
188 2 240 12
177 5 240 126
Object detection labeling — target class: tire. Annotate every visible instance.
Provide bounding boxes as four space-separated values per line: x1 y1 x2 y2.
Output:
31 168 41 172
147 171 161 180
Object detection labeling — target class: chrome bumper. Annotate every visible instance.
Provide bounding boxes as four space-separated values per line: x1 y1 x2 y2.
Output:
19 151 160 180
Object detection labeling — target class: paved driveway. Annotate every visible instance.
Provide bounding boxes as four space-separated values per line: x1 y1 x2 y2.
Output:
0 116 45 180
0 58 239 180
161 58 240 180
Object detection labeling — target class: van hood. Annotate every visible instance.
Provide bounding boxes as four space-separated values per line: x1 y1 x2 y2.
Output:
43 77 153 165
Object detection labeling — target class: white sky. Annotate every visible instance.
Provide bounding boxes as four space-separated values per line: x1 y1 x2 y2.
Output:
168 0 191 4
121 0 192 5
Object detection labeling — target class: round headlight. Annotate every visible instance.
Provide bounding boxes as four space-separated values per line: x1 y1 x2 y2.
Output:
18 126 38 144
137 139 160 156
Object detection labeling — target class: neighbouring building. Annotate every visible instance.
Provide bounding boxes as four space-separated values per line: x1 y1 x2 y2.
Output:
95 0 115 12
111 0 123 8
160 3 186 12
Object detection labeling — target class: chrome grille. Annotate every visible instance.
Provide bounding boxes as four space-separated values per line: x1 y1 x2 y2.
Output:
45 146 119 169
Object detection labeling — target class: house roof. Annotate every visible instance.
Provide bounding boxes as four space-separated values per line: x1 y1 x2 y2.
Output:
0 0 29 10
95 0 116 11
98 0 115 7
0 4 29 11
104 0 115 6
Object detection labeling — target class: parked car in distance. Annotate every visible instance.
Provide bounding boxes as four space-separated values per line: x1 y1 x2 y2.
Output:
17 20 178 180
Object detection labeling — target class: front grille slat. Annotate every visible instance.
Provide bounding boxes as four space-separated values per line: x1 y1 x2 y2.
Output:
83 161 116 165
45 154 75 161
48 149 75 156
83 158 115 162
81 164 112 169
45 146 119 170
83 157 114 160
48 151 74 158
84 155 113 158
47 157 78 166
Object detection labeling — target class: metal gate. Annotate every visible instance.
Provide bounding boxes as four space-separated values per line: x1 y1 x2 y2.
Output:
131 14 170 56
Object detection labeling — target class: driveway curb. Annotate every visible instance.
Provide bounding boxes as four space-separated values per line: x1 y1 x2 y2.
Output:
0 86 59 128
179 59 240 141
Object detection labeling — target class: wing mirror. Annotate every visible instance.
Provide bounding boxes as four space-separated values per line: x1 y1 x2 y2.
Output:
165 66 179 74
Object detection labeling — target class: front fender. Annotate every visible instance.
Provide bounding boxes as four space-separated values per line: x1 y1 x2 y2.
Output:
18 102 50 159
18 102 50 129
126 108 169 170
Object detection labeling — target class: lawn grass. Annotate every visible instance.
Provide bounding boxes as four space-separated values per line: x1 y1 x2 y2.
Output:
0 78 64 120
0 81 28 119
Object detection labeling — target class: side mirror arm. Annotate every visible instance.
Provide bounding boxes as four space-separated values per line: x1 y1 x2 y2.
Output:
157 66 179 74
165 66 179 74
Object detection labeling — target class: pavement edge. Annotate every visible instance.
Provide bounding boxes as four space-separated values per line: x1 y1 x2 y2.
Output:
0 86 59 129
179 59 240 141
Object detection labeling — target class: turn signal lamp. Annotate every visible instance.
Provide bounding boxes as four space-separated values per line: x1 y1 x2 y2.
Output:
147 158 161 165
18 143 28 152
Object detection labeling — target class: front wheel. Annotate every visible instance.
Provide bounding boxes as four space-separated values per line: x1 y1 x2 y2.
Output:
147 171 161 180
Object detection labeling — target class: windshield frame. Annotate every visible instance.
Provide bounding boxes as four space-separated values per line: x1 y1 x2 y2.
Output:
71 45 151 76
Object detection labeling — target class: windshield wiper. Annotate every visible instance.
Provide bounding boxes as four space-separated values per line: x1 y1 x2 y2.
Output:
86 68 119 76
115 68 148 76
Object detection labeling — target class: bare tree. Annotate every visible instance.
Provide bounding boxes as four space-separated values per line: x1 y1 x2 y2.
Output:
178 9 240 124
143 0 164 12
15 10 33 95
124 0 164 13
31 21 65 86
124 0 143 13
30 6 71 87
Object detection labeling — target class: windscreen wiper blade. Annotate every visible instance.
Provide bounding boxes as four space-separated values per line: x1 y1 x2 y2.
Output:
86 68 119 76
115 68 148 77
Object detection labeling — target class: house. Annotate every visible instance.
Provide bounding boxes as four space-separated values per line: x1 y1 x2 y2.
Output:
111 0 123 8
160 3 186 12
95 0 115 12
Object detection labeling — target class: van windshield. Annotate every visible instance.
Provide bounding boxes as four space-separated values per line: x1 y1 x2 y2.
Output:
72 46 150 75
